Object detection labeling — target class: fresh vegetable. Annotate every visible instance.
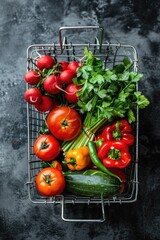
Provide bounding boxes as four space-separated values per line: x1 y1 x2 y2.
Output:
62 48 150 153
34 95 55 112
24 88 42 105
64 169 121 197
60 61 68 71
102 119 134 146
109 168 126 193
37 55 55 71
46 106 82 141
36 167 65 197
65 83 82 103
41 160 62 171
65 146 91 170
39 122 50 134
87 141 121 181
43 75 62 94
98 140 131 169
33 134 60 161
24 70 41 85
59 69 75 84
50 160 62 171
67 61 79 75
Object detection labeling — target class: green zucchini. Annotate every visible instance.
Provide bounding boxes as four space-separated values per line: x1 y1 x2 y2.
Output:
64 169 121 198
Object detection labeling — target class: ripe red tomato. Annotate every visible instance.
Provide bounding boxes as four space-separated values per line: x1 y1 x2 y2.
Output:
59 69 75 84
24 70 41 85
33 134 60 161
51 160 62 171
67 61 79 75
24 88 42 105
34 95 55 112
36 167 65 197
65 83 82 103
37 55 55 71
43 75 62 94
46 106 82 141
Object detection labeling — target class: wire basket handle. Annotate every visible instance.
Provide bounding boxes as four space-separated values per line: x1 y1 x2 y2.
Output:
58 26 103 53
61 195 106 222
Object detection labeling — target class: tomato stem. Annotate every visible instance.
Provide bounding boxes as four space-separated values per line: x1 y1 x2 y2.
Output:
43 174 52 185
40 138 49 150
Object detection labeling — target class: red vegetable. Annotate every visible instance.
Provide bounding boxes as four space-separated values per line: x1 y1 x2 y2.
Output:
67 61 79 75
43 75 62 94
65 83 82 103
59 69 75 84
34 134 60 161
50 160 63 171
60 61 68 71
24 88 42 105
102 119 134 146
34 95 54 112
37 55 55 71
109 168 126 193
24 70 41 85
36 167 65 197
98 140 132 169
46 106 82 141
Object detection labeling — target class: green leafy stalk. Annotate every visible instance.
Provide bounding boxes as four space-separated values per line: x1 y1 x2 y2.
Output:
62 48 150 153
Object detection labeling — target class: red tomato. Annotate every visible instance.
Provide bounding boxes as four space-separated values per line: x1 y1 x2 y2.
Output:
44 75 62 94
67 61 79 75
34 95 55 112
33 134 60 161
46 106 82 141
59 69 75 84
51 160 62 171
65 83 82 103
24 88 42 105
37 55 55 71
36 167 65 197
24 70 41 85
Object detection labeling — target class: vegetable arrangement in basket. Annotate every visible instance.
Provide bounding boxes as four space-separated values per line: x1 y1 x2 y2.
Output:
24 47 149 198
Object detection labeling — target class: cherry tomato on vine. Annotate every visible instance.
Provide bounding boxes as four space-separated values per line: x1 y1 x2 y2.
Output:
46 106 82 141
36 167 65 197
33 134 60 161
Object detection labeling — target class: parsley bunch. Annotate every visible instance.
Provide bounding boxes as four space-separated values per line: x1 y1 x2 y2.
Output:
62 48 149 152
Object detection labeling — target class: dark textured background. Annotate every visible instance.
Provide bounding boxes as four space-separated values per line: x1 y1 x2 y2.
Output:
0 0 160 239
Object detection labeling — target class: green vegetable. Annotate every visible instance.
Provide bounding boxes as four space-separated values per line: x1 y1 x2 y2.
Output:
64 169 121 197
62 48 150 152
39 122 50 134
87 141 121 181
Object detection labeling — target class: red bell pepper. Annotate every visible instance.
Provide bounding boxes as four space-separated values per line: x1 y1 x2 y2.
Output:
102 119 134 146
98 140 131 169
94 134 104 149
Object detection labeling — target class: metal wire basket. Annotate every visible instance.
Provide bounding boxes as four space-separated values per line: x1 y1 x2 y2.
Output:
26 26 139 222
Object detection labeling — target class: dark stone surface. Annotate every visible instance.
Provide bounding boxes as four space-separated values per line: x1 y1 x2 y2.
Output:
0 0 160 239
